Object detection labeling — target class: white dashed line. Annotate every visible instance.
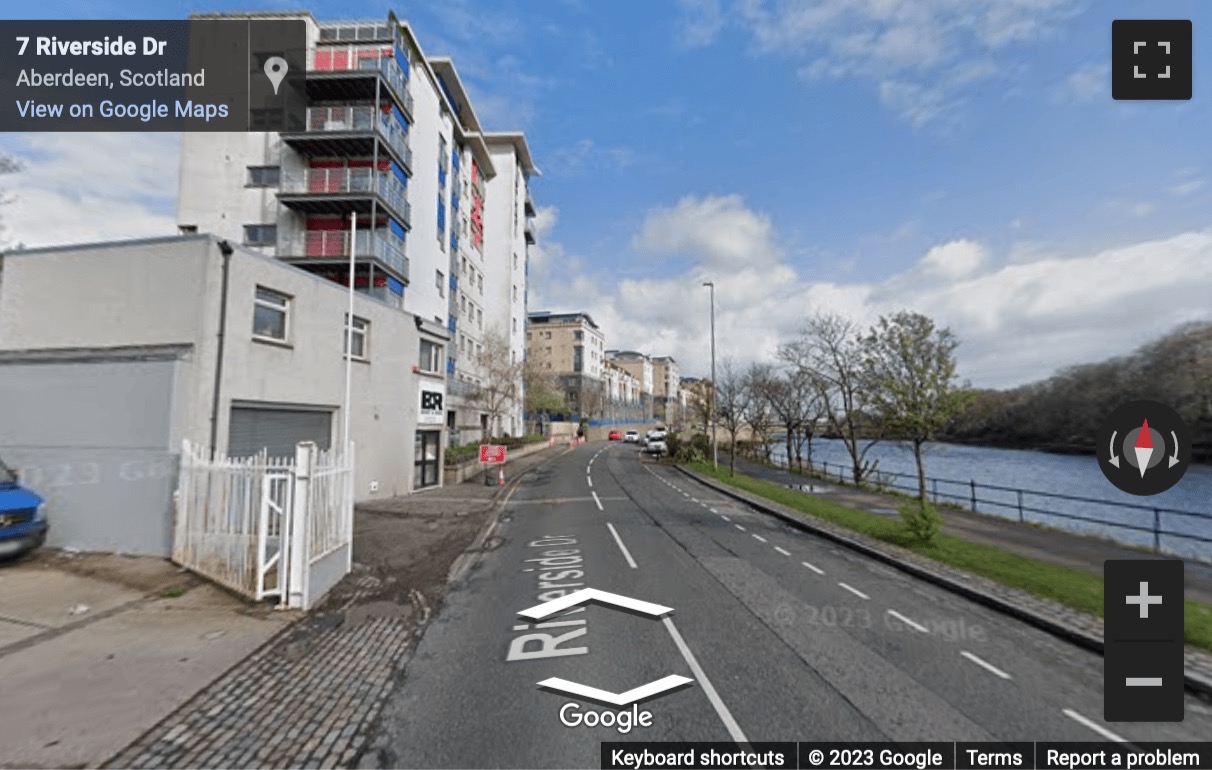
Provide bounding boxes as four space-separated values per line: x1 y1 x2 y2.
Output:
591 491 604 511
838 582 869 600
752 534 767 543
709 508 718 514
774 546 790 556
960 651 1012 680
735 524 746 532
802 561 824 574
1062 709 1127 743
721 515 731 522
606 522 638 569
587 476 593 487
886 609 929 633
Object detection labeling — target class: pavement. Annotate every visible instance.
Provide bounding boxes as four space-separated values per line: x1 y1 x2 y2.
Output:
359 441 1212 768
101 443 567 770
0 549 294 769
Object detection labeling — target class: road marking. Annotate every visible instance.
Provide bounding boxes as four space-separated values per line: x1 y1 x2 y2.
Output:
721 515 731 522
682 492 690 497
1062 709 1127 743
662 618 749 744
606 522 638 569
960 651 1012 680
838 582 869 600
735 524 746 532
587 476 593 487
752 534 767 543
591 491 604 511
691 498 699 503
802 561 824 574
709 508 718 513
774 546 790 556
886 609 929 633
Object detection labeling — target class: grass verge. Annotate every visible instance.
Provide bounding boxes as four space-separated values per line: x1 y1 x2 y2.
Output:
686 461 1212 653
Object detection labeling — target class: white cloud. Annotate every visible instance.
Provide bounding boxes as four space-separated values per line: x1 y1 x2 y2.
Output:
733 0 1080 129
1 133 178 248
677 0 725 48
532 195 1212 390
1172 179 1204 196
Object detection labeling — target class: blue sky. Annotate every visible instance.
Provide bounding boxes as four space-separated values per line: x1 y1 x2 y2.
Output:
3 0 1212 386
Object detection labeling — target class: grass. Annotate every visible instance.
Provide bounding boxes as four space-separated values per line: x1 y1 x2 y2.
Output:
686 461 1212 653
160 586 188 598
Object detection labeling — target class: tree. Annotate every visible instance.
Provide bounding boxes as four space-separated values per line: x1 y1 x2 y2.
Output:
715 357 754 476
745 363 779 462
789 313 880 484
760 362 823 473
863 311 969 507
523 358 566 433
470 328 524 439
685 379 714 435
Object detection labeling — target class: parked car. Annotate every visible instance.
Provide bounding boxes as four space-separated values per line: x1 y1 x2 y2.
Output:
608 430 623 441
0 456 47 560
648 428 668 442
645 438 668 456
623 430 640 443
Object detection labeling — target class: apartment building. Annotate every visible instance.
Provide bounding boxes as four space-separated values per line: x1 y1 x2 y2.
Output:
605 350 655 421
603 360 645 423
526 311 606 417
176 10 537 449
651 355 682 425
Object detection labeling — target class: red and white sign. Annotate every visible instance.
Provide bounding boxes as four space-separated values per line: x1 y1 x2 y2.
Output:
479 444 506 465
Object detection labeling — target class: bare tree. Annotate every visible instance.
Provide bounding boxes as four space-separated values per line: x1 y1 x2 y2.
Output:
523 358 566 433
745 363 779 462
790 312 880 484
864 311 969 506
685 379 714 435
716 357 754 476
470 328 524 439
760 361 822 473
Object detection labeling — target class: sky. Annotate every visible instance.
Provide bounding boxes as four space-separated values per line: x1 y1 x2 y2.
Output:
2 0 1211 388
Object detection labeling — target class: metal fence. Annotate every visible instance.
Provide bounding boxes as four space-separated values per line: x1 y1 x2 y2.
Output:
769 454 1212 562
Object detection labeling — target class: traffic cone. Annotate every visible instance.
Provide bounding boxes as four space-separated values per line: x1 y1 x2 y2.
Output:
497 467 505 485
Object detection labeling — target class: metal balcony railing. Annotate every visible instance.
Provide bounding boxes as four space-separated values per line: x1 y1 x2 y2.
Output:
277 229 408 280
318 22 395 43
524 218 536 244
282 168 408 221
308 45 409 108
301 105 410 164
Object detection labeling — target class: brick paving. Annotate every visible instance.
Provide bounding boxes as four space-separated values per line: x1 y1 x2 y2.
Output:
678 461 1212 695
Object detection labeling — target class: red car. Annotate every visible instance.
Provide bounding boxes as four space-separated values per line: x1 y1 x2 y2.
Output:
608 430 623 441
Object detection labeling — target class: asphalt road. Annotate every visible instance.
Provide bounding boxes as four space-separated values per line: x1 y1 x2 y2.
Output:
365 442 1212 768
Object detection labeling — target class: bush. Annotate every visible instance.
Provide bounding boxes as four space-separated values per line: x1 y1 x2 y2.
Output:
899 501 944 544
668 432 709 463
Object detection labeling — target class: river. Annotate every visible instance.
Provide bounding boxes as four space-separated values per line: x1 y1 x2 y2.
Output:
769 438 1212 562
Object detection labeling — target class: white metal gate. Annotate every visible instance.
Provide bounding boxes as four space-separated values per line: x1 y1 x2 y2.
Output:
173 439 354 610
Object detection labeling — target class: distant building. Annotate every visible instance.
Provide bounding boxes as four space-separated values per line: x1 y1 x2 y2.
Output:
605 350 654 421
651 355 682 425
603 360 644 423
526 311 605 418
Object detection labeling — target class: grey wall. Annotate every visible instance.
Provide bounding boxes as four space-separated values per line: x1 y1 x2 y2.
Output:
0 358 181 556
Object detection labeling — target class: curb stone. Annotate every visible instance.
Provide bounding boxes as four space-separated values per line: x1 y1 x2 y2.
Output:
674 464 1212 700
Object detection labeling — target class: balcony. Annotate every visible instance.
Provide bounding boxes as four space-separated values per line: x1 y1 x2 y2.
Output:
524 218 536 245
281 106 412 174
279 167 410 229
277 229 409 282
318 22 395 43
524 191 535 217
305 45 412 119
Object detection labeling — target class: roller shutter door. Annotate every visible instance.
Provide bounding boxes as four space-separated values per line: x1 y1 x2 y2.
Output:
228 406 332 459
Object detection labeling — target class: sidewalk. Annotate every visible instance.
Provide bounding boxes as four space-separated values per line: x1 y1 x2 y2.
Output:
0 550 294 770
730 456 1212 604
102 443 566 770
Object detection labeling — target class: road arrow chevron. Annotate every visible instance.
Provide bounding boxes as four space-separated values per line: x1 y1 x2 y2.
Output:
537 674 694 706
518 588 674 621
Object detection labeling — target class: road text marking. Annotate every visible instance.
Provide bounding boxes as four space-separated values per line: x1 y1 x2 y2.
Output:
606 522 638 569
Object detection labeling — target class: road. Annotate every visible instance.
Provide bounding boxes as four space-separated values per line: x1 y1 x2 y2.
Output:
364 442 1212 768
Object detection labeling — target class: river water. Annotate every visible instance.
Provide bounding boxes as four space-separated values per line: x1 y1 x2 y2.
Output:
769 438 1212 562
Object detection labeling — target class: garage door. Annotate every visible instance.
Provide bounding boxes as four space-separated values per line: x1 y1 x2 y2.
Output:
228 406 333 459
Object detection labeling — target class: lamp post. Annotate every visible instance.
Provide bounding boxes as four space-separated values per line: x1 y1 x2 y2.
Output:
343 213 357 451
702 281 717 470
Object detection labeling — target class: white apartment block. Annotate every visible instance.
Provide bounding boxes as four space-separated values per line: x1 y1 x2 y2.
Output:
176 11 537 448
605 350 655 421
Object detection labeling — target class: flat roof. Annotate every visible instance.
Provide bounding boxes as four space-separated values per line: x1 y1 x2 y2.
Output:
484 132 541 176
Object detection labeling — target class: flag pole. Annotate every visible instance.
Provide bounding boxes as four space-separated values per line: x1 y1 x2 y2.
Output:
343 212 357 451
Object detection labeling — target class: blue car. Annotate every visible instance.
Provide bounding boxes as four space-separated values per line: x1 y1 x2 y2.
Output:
0 456 47 560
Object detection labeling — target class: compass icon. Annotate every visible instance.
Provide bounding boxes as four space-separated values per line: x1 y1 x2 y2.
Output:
1096 400 1190 496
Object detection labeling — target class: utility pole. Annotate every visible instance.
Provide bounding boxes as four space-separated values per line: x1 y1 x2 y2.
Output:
703 281 717 470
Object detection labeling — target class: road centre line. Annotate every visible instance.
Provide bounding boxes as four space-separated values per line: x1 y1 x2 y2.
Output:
886 609 929 633
606 522 638 569
774 546 790 556
1062 709 1127 743
662 617 749 744
752 534 767 543
735 524 746 532
591 491 604 511
802 561 824 574
721 515 730 522
587 476 593 487
960 650 1012 680
838 582 869 600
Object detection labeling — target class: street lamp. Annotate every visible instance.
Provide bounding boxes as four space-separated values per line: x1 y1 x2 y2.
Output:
702 281 718 470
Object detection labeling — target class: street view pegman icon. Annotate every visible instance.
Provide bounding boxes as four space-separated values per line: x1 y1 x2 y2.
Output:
1096 400 1190 496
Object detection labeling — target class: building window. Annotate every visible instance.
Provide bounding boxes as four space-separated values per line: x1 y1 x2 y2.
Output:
419 339 443 373
345 315 369 360
246 166 280 187
512 317 517 333
513 254 518 271
436 269 445 298
477 272 484 293
437 198 446 248
476 307 482 327
545 331 552 339
243 224 277 246
512 284 517 302
253 287 289 341
574 330 583 341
